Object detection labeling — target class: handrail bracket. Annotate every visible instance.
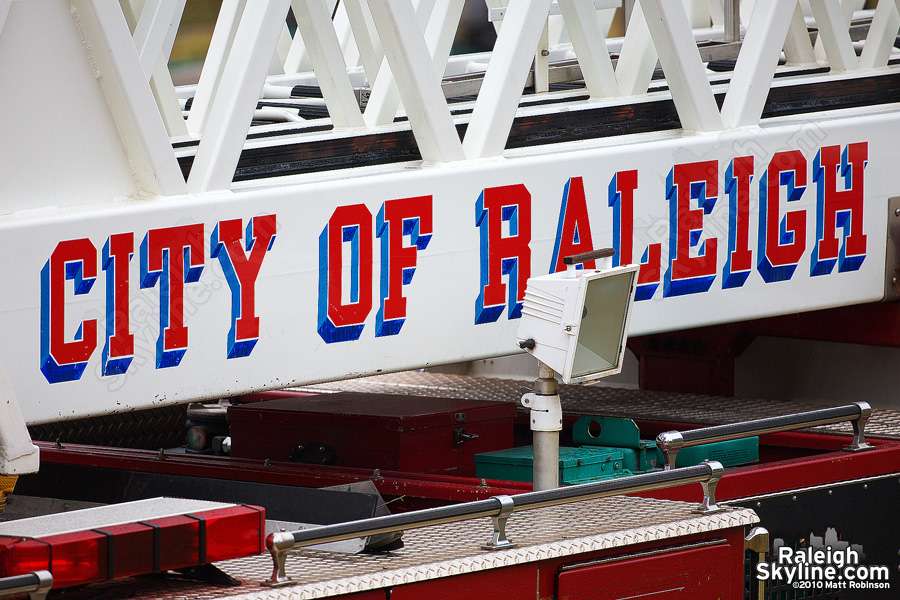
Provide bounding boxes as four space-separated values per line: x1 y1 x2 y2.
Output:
844 402 874 452
482 495 517 551
692 461 726 514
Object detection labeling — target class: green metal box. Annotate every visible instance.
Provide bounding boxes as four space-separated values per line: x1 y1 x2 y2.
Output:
474 446 630 485
658 437 760 468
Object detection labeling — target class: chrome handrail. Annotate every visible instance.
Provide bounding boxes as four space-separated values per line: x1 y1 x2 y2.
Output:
0 571 52 600
657 402 873 470
265 461 726 585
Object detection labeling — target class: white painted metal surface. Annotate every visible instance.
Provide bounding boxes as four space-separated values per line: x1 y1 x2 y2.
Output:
0 0 898 430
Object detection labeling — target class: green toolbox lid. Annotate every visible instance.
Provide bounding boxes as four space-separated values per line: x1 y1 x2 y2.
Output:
475 445 624 467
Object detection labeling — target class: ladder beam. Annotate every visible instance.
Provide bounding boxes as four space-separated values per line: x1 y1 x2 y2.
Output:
639 0 724 132
186 0 247 136
464 0 554 159
721 0 797 129
0 1 9 38
783 2 817 66
809 0 859 72
132 0 182 79
70 0 187 196
367 0 464 162
365 0 438 127
557 0 620 98
344 0 384 85
120 0 188 138
535 20 550 94
708 0 724 27
292 0 365 128
285 0 339 73
187 0 291 192
859 0 900 69
269 23 293 75
151 54 189 137
615 1 658 96
421 0 466 89
335 1 362 72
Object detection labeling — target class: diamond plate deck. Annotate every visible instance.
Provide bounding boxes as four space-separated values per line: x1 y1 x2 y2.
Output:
28 404 189 449
48 496 756 600
297 372 900 440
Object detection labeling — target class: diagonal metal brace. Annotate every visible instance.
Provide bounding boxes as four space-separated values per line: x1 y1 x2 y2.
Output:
482 494 517 550
692 460 727 514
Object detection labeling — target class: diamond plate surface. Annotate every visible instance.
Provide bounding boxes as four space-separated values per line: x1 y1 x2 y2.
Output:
221 496 756 599
297 372 900 439
28 404 189 449
45 496 756 600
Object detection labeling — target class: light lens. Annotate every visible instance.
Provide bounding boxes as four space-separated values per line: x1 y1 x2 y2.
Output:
571 270 635 380
0 504 264 588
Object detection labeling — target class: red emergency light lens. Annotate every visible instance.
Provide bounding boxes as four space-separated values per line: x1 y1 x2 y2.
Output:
204 505 266 562
0 503 265 588
42 531 108 588
0 536 51 576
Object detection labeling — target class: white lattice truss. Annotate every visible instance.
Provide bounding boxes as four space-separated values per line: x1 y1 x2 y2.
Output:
1 0 897 198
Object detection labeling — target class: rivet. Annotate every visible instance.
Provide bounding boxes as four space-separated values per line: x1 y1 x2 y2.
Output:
827 490 833 496
863 484 868 490
541 49 550 57
264 458 272 467
756 502 762 508
894 208 900 217
792 495 797 502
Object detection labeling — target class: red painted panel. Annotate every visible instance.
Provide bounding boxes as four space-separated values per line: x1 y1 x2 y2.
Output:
557 544 732 600
390 562 537 600
635 442 900 504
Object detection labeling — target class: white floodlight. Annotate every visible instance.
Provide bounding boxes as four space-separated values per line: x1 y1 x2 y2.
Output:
517 252 639 385
515 249 639 491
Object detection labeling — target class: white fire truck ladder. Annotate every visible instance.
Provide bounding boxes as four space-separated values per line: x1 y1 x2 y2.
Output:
1 0 899 473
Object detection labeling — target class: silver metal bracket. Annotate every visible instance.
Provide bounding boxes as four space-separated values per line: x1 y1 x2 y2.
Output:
692 460 727 514
744 526 769 554
656 431 684 471
263 532 294 587
844 402 874 452
29 571 52 600
482 495 517 550
0 571 52 600
745 527 769 600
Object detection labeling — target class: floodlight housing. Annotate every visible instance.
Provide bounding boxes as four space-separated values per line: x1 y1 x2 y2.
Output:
516 263 639 385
